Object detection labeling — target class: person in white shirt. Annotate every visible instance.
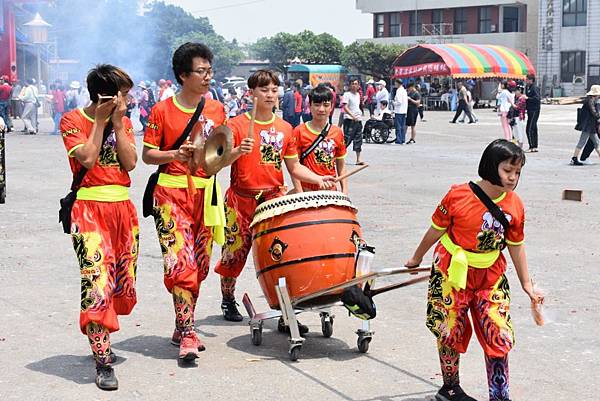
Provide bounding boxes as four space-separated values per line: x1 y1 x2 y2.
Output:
496 80 516 140
375 100 391 120
160 81 175 101
343 78 365 165
18 79 38 134
375 80 389 114
392 79 408 144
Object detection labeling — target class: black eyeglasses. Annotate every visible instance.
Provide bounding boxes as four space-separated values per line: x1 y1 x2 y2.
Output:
190 68 214 78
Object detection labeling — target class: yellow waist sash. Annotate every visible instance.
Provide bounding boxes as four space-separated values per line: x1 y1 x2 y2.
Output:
440 233 500 290
157 173 226 245
77 185 129 202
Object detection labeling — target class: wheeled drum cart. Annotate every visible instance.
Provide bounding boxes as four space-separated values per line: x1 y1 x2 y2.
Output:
242 191 429 361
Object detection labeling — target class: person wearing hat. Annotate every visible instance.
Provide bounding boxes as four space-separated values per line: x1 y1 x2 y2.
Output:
0 75 12 132
365 80 376 117
496 81 516 141
571 85 600 165
375 80 389 115
137 80 152 131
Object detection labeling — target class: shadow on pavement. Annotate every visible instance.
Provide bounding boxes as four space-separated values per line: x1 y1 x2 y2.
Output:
25 354 99 384
111 335 174 360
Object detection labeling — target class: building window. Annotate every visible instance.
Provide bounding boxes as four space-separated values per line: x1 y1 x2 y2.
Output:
375 13 385 37
389 13 400 37
479 7 492 33
561 51 586 82
454 8 467 34
503 7 520 32
432 9 443 34
409 11 422 36
563 0 587 27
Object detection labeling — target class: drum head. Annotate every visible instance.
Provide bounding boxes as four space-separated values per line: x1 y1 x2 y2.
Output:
250 190 356 228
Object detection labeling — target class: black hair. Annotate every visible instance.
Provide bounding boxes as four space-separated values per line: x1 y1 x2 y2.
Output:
172 42 213 85
526 74 536 82
380 99 388 106
395 78 403 85
86 64 133 103
406 82 415 88
247 69 280 89
478 139 526 186
349 78 359 85
309 84 333 104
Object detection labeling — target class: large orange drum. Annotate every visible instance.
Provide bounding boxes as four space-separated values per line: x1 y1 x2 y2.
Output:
250 191 361 309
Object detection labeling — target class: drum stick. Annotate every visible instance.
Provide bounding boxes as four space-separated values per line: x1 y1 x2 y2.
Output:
247 97 258 138
334 163 369 182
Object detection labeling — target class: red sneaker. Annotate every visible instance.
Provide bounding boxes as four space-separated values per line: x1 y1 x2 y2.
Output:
171 329 206 351
179 331 201 361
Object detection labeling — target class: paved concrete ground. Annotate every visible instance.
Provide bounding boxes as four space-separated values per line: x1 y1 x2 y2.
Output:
0 105 597 401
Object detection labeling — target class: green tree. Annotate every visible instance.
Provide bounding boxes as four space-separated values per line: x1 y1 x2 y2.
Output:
251 30 343 72
341 41 407 79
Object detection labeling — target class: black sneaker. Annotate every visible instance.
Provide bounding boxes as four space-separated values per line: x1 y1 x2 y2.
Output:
277 316 309 336
221 299 243 322
435 385 478 401
571 157 583 166
95 364 118 391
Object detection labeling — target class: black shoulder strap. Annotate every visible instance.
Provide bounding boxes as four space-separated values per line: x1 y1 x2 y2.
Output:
300 123 329 163
158 96 206 172
70 121 113 191
468 181 510 232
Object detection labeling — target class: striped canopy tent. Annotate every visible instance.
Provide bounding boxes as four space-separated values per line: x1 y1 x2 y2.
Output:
392 44 536 80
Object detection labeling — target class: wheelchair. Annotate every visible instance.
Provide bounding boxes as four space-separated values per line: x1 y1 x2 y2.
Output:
363 114 396 144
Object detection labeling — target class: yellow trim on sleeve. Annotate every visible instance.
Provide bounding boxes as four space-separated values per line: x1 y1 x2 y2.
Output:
143 141 159 149
431 220 447 231
336 154 347 160
68 143 84 157
506 239 525 246
284 154 299 159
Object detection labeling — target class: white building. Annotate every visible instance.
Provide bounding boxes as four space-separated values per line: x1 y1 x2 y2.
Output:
538 0 599 96
355 0 538 71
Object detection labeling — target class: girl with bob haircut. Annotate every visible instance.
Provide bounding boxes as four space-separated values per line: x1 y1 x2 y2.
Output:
406 139 543 401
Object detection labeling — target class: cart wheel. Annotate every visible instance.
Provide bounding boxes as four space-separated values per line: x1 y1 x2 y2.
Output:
289 345 301 361
321 319 333 338
357 337 371 353
251 327 262 346
277 317 286 333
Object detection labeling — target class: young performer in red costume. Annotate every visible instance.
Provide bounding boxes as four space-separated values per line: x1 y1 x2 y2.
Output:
142 42 227 362
406 139 543 401
61 65 137 390
291 84 348 194
215 70 336 328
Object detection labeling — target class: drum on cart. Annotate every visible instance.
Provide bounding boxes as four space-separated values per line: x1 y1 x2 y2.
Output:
250 191 362 309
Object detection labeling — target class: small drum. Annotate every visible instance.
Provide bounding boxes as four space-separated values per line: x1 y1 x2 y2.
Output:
250 191 362 309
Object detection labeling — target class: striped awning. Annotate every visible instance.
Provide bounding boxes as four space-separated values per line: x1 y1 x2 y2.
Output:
392 44 536 79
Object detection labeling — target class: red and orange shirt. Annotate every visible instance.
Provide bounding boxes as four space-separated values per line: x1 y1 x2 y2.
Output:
431 183 525 252
294 122 346 191
229 112 297 189
61 108 135 188
143 96 226 177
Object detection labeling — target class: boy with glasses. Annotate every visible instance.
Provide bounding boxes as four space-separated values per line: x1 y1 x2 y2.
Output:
142 42 227 362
